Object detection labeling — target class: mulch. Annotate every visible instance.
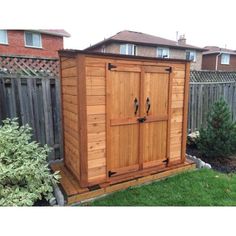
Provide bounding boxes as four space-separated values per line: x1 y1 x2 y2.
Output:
187 145 236 173
34 198 50 206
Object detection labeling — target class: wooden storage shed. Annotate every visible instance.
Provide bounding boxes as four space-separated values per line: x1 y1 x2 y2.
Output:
58 50 192 191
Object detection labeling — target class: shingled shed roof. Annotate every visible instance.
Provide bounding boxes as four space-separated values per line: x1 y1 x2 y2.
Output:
190 70 236 83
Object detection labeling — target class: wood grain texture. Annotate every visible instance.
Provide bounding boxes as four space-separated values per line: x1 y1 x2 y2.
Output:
181 62 190 162
60 56 81 180
59 53 190 187
77 55 88 187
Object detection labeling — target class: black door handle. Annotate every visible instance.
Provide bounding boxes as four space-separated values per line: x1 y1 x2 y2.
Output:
134 97 139 115
146 97 151 115
137 117 146 123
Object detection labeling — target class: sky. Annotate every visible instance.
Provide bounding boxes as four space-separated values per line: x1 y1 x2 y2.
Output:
2 0 236 50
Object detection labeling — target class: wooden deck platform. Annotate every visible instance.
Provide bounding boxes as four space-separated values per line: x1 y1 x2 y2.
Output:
51 161 196 205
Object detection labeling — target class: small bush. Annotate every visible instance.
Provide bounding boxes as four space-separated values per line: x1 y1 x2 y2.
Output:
196 98 236 158
0 118 60 206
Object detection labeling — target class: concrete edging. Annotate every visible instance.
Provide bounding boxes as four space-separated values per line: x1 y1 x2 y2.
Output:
186 154 211 169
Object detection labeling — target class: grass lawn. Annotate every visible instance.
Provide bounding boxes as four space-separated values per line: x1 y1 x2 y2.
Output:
85 169 236 206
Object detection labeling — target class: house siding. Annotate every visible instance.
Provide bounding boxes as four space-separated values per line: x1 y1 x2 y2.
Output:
0 30 64 58
217 54 236 71
91 43 202 70
170 49 202 70
202 54 236 71
202 54 216 70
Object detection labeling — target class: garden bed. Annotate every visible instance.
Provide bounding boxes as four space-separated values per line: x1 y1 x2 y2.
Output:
187 145 236 173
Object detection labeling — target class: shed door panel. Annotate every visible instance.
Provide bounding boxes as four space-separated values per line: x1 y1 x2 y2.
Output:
141 68 170 168
108 68 140 176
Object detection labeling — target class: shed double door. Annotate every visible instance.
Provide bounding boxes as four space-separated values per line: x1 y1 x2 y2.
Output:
107 63 172 178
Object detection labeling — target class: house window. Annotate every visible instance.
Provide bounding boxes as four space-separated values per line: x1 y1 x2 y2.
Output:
221 53 230 65
101 46 106 53
157 47 169 58
24 31 42 48
0 30 8 44
186 50 196 62
120 44 137 55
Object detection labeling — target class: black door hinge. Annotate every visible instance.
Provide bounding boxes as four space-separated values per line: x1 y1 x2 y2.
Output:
88 184 101 191
163 159 169 164
165 67 172 73
108 170 117 177
108 63 117 70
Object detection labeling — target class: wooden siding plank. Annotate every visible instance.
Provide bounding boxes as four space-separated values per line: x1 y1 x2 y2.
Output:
87 96 105 105
62 67 77 77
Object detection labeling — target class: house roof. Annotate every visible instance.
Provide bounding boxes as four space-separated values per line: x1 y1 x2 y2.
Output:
203 46 236 55
33 29 70 37
190 70 236 83
85 30 205 51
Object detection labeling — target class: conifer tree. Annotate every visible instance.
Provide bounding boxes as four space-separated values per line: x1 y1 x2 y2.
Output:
197 98 236 158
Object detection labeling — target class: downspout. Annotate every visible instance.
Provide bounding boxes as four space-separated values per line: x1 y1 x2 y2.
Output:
215 52 222 71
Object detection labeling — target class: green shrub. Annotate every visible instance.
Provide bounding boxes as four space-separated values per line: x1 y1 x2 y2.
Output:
196 98 236 158
0 118 60 206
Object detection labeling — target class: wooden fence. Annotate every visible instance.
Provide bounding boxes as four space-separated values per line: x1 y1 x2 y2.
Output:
0 76 63 161
188 81 236 132
1 76 236 160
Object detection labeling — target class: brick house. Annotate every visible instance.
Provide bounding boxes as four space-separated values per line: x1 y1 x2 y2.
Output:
85 30 205 70
0 30 70 58
202 46 236 71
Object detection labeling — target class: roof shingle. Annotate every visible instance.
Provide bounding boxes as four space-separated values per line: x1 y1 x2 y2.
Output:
86 30 205 51
203 46 236 55
36 29 70 37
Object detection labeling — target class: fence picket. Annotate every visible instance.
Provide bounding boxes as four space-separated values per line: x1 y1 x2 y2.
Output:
0 76 60 161
188 81 236 132
1 76 236 160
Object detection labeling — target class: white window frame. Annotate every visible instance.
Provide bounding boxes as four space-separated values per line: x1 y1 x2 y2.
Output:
186 50 196 62
24 31 42 48
120 44 137 55
157 47 169 58
0 30 8 45
221 53 230 65
101 46 106 53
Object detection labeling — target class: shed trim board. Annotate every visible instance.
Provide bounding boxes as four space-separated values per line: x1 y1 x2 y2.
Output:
59 50 190 188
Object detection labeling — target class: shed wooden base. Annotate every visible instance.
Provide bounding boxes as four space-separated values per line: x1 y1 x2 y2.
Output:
51 161 195 205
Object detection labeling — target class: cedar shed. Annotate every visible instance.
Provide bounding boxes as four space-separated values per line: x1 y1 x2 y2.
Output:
58 50 191 188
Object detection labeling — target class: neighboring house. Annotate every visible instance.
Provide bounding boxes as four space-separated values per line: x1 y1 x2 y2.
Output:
85 30 205 70
202 46 236 71
0 29 70 58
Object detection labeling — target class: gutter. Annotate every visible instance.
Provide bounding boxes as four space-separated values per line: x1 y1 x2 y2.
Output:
215 52 222 70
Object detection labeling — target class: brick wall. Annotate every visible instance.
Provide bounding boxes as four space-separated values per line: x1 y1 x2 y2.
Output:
217 54 236 71
202 54 216 70
202 54 236 71
0 30 64 58
92 43 202 70
170 49 202 70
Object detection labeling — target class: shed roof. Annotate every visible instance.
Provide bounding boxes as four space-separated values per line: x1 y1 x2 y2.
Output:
190 70 236 83
59 49 190 63
85 30 205 51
